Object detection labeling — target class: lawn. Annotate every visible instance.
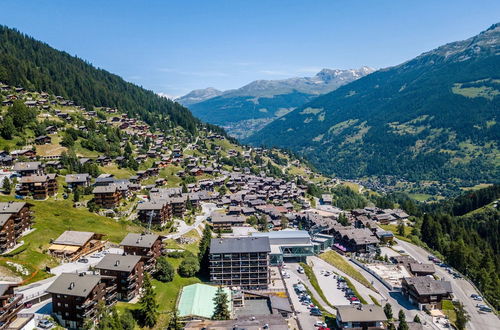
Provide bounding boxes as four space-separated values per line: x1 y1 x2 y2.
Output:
0 195 144 283
319 251 373 289
300 262 334 308
407 193 434 202
441 300 457 325
99 164 136 179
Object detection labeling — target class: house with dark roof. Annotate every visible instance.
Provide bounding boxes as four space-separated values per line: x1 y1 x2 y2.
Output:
19 174 58 199
48 231 106 261
209 237 271 289
335 304 387 329
120 233 163 272
13 161 43 176
65 174 91 189
96 254 143 301
210 212 246 231
92 185 121 209
0 202 33 237
47 273 117 329
402 277 453 310
136 200 172 227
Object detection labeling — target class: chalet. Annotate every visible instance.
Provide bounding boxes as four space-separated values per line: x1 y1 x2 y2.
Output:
0 202 33 237
0 284 25 329
19 174 58 199
96 156 111 166
333 228 379 254
34 135 51 145
13 161 43 176
409 263 436 277
93 185 121 209
48 231 106 261
47 273 117 329
120 233 163 273
335 304 387 329
96 254 143 301
401 277 452 310
210 213 246 231
0 154 13 166
136 200 172 227
65 173 91 189
321 194 333 205
46 160 63 169
0 214 16 252
24 100 37 108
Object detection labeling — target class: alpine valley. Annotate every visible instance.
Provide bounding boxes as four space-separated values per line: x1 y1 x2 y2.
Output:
244 23 500 195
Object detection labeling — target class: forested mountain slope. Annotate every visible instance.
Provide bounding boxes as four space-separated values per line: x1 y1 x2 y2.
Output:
180 67 373 138
0 25 204 134
246 23 500 189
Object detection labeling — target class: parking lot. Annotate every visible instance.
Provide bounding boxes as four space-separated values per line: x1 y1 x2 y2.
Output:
311 266 351 306
281 264 324 329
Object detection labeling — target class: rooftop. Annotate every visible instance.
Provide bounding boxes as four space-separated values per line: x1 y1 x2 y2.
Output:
210 237 271 254
47 273 102 298
96 254 142 272
178 283 232 319
53 231 95 246
336 304 387 323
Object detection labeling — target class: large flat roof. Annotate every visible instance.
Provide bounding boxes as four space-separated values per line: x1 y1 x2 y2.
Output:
210 237 270 254
177 283 232 319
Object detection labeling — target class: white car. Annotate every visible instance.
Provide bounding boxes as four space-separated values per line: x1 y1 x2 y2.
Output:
314 321 327 327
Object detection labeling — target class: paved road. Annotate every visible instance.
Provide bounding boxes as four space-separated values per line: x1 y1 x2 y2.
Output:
396 239 500 330
165 202 219 239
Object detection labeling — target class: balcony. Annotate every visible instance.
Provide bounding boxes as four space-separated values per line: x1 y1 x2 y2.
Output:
78 299 97 310
106 284 117 292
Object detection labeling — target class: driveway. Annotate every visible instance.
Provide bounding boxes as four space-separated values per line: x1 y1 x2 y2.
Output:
165 202 219 240
282 264 323 329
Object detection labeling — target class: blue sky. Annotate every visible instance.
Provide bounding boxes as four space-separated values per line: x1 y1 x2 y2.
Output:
2 0 499 97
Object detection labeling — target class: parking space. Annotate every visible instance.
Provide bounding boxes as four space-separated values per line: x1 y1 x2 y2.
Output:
311 267 350 305
50 247 123 276
281 264 322 329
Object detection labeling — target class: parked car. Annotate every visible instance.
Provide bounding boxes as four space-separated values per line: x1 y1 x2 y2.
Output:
479 306 492 313
78 258 88 263
314 321 327 327
38 319 54 329
310 308 322 316
297 266 304 274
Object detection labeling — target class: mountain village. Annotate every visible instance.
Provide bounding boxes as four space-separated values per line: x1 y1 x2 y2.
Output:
0 81 496 330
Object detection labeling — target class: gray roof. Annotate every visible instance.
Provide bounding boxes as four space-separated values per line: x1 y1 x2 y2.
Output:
120 233 160 248
0 202 29 214
96 254 142 272
269 296 293 313
0 213 12 227
210 237 271 254
65 173 90 183
93 185 117 194
403 277 452 296
13 162 41 171
53 231 95 246
47 273 102 298
336 304 387 322
137 200 167 211
409 263 435 273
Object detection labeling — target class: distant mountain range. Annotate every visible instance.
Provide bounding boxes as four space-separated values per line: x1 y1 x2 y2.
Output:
176 67 374 138
246 23 500 187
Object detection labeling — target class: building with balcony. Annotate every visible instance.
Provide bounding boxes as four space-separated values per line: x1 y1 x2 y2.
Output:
96 254 143 301
92 185 121 209
402 277 453 310
0 202 33 244
12 162 43 177
48 231 106 261
0 284 24 329
19 174 58 200
136 200 172 227
209 237 271 290
335 304 387 329
65 174 91 189
47 273 117 329
120 233 163 273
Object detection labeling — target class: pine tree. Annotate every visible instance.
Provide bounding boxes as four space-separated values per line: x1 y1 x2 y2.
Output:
1 116 15 139
2 178 11 194
384 303 393 319
397 221 405 236
138 273 158 327
397 310 408 330
212 287 230 320
168 308 183 330
155 257 175 282
413 314 421 323
73 187 80 203
455 301 469 330
120 310 136 330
